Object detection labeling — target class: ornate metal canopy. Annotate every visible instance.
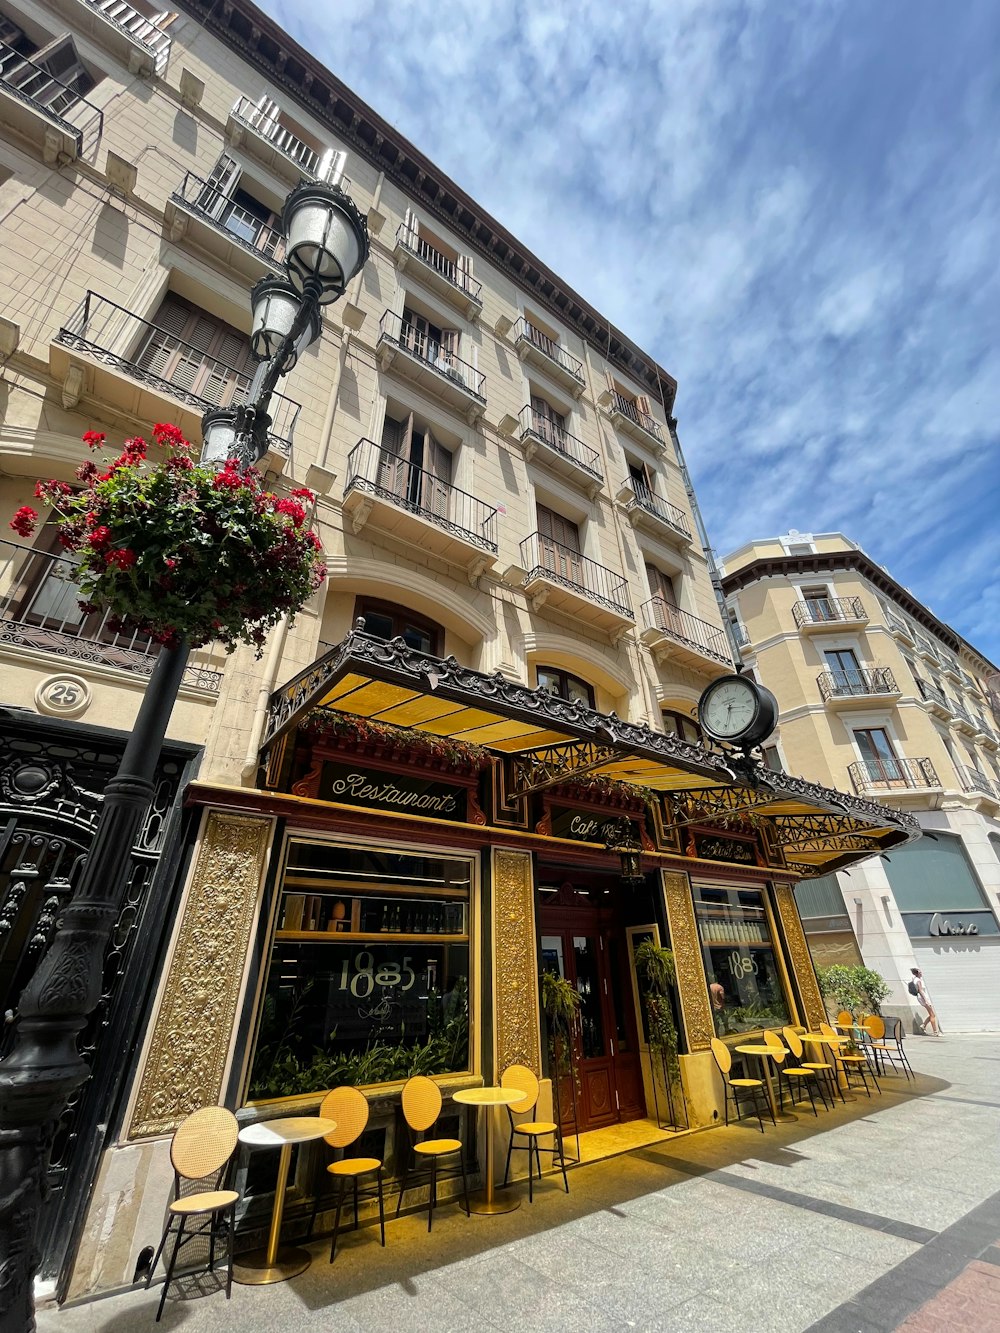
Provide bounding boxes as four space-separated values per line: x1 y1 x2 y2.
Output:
262 625 920 876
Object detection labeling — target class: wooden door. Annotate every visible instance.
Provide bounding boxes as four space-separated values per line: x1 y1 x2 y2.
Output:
136 295 255 406
378 413 411 498
537 503 582 585
421 430 452 518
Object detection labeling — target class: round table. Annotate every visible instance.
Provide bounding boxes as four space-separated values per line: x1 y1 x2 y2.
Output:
734 1043 787 1121
452 1087 523 1215
234 1116 337 1284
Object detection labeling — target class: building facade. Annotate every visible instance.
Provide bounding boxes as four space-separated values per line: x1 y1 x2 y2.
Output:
722 531 1000 1031
0 0 916 1308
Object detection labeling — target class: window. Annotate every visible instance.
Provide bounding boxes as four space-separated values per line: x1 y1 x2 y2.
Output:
529 393 567 451
536 666 594 708
662 709 700 744
536 503 582 582
378 411 452 518
0 17 96 115
645 563 675 605
247 839 473 1100
853 728 901 784
401 208 475 295
605 374 658 434
694 886 791 1035
401 305 460 376
195 154 284 261
824 648 863 690
761 744 783 773
355 597 442 656
136 293 254 406
802 585 835 621
629 460 653 498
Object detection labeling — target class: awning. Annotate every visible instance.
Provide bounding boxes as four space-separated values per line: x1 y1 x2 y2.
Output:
262 627 920 877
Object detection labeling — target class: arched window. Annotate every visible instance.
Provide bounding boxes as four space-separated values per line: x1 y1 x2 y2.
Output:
354 597 443 655
536 666 594 708
662 709 700 744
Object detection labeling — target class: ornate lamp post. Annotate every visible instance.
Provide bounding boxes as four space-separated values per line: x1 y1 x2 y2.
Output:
0 181 368 1330
604 816 645 887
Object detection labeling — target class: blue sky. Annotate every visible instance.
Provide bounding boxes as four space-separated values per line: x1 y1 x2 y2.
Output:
265 0 999 664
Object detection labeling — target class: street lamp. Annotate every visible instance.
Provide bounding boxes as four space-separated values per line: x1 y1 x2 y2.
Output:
0 179 369 1330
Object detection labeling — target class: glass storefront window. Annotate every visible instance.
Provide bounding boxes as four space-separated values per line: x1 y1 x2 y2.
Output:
247 838 472 1101
694 885 791 1035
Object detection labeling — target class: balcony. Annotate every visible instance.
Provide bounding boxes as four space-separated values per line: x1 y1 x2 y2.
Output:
950 703 978 735
602 391 666 453
0 539 225 694
885 610 915 643
226 95 325 185
0 40 103 162
516 406 602 496
343 438 497 579
849 757 942 798
49 0 171 74
792 596 868 633
52 293 300 465
519 533 632 635
956 765 1000 808
165 173 285 279
974 718 999 749
817 666 901 708
640 597 732 675
376 310 486 424
511 319 585 398
617 481 691 545
393 224 482 320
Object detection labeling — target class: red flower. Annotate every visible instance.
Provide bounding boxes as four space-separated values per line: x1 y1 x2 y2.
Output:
108 548 137 569
165 557 178 570
34 479 72 502
82 430 106 450
166 454 193 472
77 600 99 615
88 525 111 547
76 460 99 483
58 531 78 550
152 423 188 450
275 498 306 526
9 505 38 537
290 487 315 501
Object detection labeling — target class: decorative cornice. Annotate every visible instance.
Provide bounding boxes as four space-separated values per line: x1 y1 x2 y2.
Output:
175 0 677 411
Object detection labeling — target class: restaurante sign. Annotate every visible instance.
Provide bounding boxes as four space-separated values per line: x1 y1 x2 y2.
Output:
319 763 467 819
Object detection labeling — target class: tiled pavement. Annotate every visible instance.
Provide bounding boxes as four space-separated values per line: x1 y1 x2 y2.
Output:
37 1034 1000 1332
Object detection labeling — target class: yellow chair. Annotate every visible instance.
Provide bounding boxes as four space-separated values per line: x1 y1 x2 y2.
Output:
395 1075 470 1231
763 1029 826 1114
711 1037 772 1132
308 1087 386 1262
862 1015 912 1081
500 1064 569 1201
836 1010 855 1029
146 1106 240 1323
821 1020 880 1098
783 1026 843 1105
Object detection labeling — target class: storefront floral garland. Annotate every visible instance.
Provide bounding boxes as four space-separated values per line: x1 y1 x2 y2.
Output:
9 424 326 654
303 709 494 772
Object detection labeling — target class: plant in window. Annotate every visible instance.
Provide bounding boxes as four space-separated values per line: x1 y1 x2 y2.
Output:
9 425 326 655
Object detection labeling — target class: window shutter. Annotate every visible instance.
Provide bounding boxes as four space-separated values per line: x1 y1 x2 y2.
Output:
199 153 242 218
425 432 452 517
645 562 674 604
251 94 281 137
136 294 190 379
403 207 418 240
636 394 652 416
316 148 347 186
604 369 617 395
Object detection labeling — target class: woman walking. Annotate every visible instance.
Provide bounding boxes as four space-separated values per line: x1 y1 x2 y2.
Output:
911 967 940 1035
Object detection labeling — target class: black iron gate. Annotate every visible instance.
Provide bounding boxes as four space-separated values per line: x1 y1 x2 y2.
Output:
0 710 199 1293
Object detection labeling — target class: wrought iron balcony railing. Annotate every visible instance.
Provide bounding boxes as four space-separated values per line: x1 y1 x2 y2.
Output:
608 391 664 444
0 538 225 692
917 679 948 709
55 292 300 455
395 224 482 304
171 172 285 265
885 610 914 639
817 666 899 701
950 702 975 727
378 310 486 401
956 765 1000 800
519 406 601 479
520 533 631 619
733 622 750 647
0 39 103 155
87 0 172 73
640 597 731 665
345 438 498 553
624 482 691 538
511 318 584 385
849 757 940 794
792 596 866 628
229 95 320 176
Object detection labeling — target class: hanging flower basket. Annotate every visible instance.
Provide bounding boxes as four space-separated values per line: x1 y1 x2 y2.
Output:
9 424 326 654
302 709 494 773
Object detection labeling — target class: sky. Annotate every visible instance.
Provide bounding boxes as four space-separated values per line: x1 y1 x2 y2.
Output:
264 0 1000 664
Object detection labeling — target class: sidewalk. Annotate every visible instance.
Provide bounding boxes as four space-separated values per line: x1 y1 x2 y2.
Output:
38 1035 1000 1332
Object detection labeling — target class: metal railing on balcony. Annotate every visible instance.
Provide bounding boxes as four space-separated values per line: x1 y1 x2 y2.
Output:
732 622 750 647
0 39 103 154
885 610 913 639
817 666 899 701
511 318 584 384
55 293 301 455
792 596 866 628
956 765 1000 800
950 702 975 727
520 406 601 479
640 596 731 665
171 172 285 265
87 0 172 73
0 538 225 691
917 679 948 709
378 310 486 401
345 438 497 553
520 533 631 619
609 391 664 444
395 224 482 304
230 95 320 175
849 757 940 794
625 482 691 538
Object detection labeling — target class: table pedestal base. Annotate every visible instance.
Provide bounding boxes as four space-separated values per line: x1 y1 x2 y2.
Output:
233 1246 312 1284
466 1188 520 1215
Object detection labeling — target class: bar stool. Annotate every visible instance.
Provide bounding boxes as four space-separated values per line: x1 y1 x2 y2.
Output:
395 1075 470 1231
500 1063 569 1200
308 1087 386 1262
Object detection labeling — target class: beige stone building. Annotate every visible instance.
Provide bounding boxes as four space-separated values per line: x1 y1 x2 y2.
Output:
721 530 1000 1030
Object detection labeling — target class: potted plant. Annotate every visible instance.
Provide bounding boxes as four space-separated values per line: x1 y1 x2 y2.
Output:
541 971 581 1150
633 939 686 1129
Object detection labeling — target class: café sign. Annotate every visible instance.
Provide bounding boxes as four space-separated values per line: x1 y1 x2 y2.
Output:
693 832 758 866
550 807 638 845
319 763 467 820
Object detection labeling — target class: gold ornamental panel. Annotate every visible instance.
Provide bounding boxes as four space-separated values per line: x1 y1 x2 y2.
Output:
491 847 541 1075
129 810 274 1138
660 869 715 1051
773 882 826 1030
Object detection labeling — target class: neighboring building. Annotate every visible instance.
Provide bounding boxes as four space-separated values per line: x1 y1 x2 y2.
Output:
722 530 1000 1030
0 0 915 1309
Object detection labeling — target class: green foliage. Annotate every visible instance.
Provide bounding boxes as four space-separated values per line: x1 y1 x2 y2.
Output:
541 971 580 1078
854 966 891 1015
817 963 890 1018
726 1001 787 1034
633 940 680 1083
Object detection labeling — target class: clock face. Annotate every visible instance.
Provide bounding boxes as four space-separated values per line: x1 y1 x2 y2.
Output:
699 677 759 739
